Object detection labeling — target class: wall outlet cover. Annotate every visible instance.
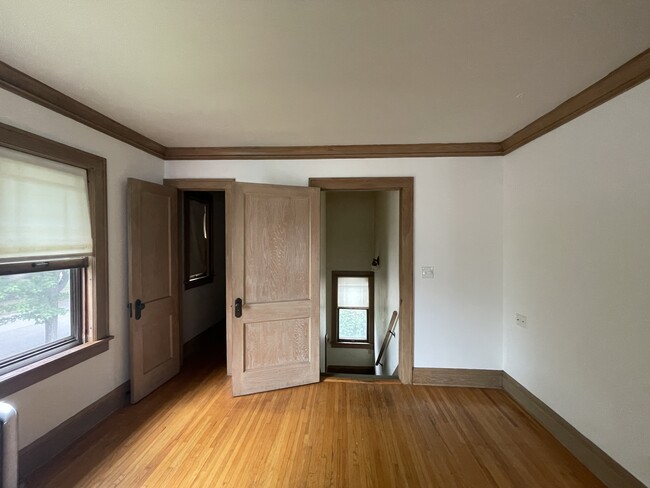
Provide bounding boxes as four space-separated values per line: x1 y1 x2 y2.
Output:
516 313 527 328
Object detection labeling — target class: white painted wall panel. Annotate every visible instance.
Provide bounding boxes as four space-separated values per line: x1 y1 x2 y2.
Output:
166 155 504 371
503 80 650 485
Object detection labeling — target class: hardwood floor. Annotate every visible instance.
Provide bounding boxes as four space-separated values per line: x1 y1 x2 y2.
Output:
27 336 603 487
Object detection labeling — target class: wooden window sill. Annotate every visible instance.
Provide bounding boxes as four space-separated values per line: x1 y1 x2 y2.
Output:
0 337 112 398
330 341 374 350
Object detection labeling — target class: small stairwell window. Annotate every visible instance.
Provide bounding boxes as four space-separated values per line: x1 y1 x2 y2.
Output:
331 271 374 349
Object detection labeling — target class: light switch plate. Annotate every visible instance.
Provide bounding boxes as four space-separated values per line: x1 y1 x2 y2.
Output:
421 266 434 279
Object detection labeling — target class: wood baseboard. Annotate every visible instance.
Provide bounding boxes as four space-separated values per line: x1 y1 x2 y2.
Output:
412 367 503 389
502 373 645 488
18 381 130 480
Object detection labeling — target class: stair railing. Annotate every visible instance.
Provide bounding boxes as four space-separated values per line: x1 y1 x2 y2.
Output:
375 311 399 367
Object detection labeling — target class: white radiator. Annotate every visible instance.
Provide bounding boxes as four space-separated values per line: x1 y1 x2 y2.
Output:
0 402 18 488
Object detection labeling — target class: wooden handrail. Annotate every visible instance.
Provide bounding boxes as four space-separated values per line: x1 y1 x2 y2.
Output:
376 311 399 367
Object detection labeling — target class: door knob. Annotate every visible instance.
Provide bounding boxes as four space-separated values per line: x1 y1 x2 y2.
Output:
135 299 146 320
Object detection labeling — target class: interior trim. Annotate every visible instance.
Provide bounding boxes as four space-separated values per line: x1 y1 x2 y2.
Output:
0 60 166 158
412 367 503 389
18 380 130 480
309 177 414 385
1 49 648 160
502 48 650 153
164 143 503 160
502 372 646 488
0 338 111 399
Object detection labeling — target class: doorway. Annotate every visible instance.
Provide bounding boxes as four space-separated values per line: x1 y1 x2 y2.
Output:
310 177 414 384
181 190 227 362
164 179 234 374
322 190 401 377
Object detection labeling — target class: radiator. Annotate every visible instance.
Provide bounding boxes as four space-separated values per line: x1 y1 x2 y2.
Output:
0 402 18 488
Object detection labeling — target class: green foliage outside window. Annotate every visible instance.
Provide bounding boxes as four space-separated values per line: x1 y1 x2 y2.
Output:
0 270 70 342
338 309 367 341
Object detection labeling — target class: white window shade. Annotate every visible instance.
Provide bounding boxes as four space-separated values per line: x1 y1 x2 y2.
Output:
337 277 369 308
0 149 93 261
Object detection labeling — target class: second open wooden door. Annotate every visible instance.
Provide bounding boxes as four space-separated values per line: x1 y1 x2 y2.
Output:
127 178 180 403
231 183 320 396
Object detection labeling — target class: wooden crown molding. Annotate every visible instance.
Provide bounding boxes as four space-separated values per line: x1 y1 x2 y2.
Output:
2 48 648 160
502 47 650 154
164 143 503 160
0 60 166 159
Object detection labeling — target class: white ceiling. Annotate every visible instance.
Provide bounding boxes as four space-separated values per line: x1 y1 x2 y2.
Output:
1 1 649 147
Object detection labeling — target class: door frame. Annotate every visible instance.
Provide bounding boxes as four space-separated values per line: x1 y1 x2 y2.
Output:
309 177 414 384
164 178 234 375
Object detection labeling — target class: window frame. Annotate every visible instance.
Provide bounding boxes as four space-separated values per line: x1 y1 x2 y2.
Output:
0 122 110 398
331 270 374 349
0 260 86 375
183 191 213 289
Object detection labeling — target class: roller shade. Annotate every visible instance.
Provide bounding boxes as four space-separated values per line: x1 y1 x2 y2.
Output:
0 147 93 261
337 276 369 308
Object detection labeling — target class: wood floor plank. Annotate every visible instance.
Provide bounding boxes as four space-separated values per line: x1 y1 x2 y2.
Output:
26 337 604 488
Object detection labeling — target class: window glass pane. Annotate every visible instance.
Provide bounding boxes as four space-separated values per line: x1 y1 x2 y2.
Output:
188 199 209 279
0 147 92 261
338 309 368 341
0 269 75 363
337 277 369 308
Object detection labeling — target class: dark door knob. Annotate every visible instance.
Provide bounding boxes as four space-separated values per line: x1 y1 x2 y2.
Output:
135 299 146 320
234 297 243 318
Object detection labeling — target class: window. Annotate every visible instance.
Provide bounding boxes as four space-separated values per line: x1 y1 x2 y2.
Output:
184 192 213 289
0 264 85 374
331 271 374 348
0 124 108 396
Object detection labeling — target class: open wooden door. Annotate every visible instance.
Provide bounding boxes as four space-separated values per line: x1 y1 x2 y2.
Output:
127 178 180 403
232 183 320 396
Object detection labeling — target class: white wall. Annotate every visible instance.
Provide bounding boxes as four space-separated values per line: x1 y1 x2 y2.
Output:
0 87 164 448
503 80 650 485
325 192 376 368
374 191 400 376
166 156 504 371
182 192 227 343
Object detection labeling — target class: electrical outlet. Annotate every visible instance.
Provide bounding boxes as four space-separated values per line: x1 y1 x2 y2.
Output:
516 313 527 328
